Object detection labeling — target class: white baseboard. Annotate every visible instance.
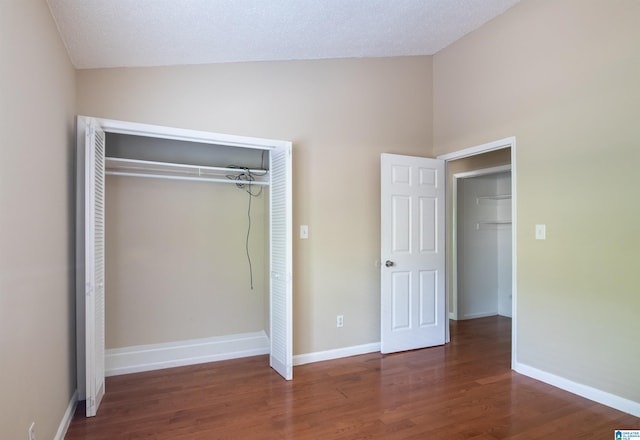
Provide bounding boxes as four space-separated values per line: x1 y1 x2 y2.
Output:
106 331 270 376
293 342 380 366
461 311 497 320
55 390 78 440
514 361 640 417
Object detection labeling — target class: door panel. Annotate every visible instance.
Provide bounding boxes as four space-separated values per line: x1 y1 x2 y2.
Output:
419 270 437 326
420 197 437 252
78 116 106 417
269 145 293 380
392 196 411 252
381 154 445 354
391 272 411 330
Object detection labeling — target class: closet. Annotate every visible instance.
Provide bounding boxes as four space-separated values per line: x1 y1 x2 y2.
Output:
455 170 512 320
75 116 292 417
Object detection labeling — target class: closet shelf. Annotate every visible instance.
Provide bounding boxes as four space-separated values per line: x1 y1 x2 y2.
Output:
105 157 269 185
475 221 512 230
476 194 511 201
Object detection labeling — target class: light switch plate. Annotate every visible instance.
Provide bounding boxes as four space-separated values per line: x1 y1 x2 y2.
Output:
535 224 546 240
300 225 309 239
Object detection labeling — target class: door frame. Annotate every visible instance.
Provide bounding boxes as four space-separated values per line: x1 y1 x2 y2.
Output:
76 116 293 407
437 136 517 367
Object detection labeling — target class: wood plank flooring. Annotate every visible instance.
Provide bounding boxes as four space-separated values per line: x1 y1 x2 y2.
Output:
65 317 639 439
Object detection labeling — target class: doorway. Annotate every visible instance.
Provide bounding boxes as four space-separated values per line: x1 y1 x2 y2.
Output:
454 167 512 320
76 116 293 416
437 137 516 366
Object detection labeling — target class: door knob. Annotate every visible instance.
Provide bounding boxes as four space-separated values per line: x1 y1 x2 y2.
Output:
385 260 394 267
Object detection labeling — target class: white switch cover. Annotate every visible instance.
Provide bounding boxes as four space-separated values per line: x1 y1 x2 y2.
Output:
535 224 546 240
300 225 309 239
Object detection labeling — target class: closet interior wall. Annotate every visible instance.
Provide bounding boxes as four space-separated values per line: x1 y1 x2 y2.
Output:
104 133 270 350
457 171 512 320
446 148 511 318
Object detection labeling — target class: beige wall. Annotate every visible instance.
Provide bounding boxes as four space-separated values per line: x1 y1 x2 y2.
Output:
0 1 77 439
1 2 637 435
77 56 433 355
105 175 268 347
434 0 640 402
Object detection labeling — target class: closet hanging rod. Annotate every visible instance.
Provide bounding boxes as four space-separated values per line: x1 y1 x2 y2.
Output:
106 157 268 175
105 170 269 185
105 157 269 185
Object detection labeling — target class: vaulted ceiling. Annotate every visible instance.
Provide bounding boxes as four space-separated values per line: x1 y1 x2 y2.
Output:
47 0 520 69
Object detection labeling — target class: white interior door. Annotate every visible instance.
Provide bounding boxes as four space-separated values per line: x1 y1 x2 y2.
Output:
381 154 445 353
269 145 293 380
78 117 106 416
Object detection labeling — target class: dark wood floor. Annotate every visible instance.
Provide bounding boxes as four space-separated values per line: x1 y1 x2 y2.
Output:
65 316 639 439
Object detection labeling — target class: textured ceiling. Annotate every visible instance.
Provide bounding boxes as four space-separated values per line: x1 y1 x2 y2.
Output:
47 0 521 69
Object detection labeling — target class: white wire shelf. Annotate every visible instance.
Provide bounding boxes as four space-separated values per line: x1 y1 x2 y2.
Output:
105 157 269 185
475 221 512 230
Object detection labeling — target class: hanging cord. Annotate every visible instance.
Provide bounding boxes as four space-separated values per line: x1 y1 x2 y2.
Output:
226 158 268 290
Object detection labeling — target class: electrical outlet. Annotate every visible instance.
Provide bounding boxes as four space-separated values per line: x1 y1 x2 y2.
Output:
336 315 344 328
28 422 35 440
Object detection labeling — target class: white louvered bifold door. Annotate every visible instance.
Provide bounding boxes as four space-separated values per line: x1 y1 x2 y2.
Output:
269 145 293 380
84 118 106 416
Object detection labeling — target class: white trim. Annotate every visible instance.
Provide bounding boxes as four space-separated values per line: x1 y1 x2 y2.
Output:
105 331 270 376
54 390 78 440
511 140 518 368
293 342 381 366
450 166 458 321
451 164 512 322
437 137 515 161
459 311 501 320
438 136 517 369
514 362 640 417
93 116 290 150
